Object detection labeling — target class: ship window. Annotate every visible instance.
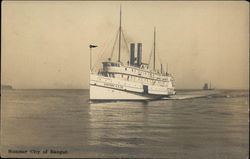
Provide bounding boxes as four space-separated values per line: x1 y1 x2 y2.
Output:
103 62 111 67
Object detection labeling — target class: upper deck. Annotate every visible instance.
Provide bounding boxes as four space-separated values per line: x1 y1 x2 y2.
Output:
99 61 172 82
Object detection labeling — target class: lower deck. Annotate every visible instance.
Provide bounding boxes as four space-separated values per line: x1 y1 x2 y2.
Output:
90 74 175 100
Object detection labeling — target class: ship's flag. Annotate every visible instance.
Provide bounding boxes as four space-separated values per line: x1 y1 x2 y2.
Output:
89 45 98 48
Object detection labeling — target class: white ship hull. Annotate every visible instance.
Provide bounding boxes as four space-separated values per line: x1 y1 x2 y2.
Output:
90 84 161 100
90 74 175 101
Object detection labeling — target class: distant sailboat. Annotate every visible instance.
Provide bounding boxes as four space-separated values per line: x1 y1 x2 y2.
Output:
203 81 215 90
203 83 208 90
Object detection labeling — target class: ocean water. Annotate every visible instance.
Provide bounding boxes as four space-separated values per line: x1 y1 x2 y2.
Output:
1 89 249 158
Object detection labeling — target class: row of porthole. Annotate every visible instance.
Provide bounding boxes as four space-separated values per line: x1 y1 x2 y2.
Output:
119 74 165 84
123 67 154 77
109 65 166 78
99 79 165 91
100 78 140 89
100 75 167 88
114 69 169 82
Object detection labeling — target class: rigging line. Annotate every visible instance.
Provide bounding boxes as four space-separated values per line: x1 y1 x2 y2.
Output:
118 5 122 62
157 47 165 70
110 29 119 60
153 27 156 70
92 29 118 69
92 41 110 70
121 29 130 57
148 44 154 66
93 34 114 69
157 50 163 67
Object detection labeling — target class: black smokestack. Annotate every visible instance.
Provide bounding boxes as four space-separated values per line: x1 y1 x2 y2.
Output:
130 43 135 65
137 43 142 66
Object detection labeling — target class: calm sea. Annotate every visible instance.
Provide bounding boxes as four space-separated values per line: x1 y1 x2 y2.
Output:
1 89 249 158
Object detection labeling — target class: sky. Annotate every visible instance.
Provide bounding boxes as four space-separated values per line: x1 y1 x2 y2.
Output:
2 1 249 89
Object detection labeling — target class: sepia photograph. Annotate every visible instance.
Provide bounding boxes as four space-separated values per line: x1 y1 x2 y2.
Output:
1 1 249 158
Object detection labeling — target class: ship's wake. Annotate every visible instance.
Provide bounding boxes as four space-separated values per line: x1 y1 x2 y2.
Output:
164 90 248 100
89 90 248 103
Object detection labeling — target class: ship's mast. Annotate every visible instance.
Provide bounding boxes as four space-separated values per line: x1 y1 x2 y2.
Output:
166 63 168 73
153 27 156 71
118 6 122 62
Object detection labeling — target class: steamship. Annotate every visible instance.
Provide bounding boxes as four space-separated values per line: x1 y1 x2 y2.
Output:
89 7 176 100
